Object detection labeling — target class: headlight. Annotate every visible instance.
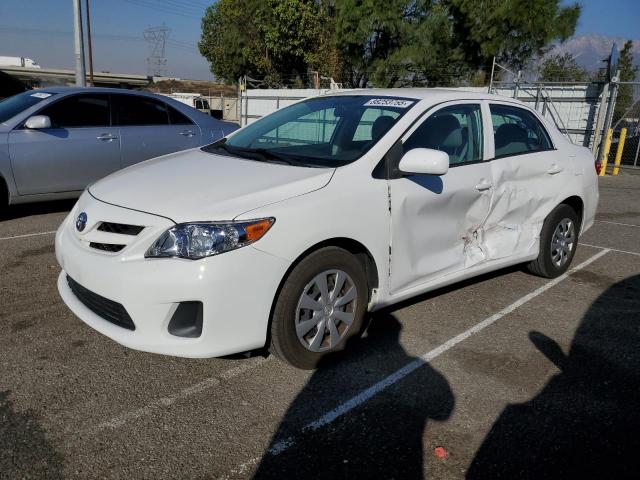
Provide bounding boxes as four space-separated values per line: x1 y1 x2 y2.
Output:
145 218 274 260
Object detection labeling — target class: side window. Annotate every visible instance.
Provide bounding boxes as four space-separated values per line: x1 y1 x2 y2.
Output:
167 105 194 125
352 108 400 142
403 104 483 165
39 94 110 128
256 107 339 147
490 104 552 158
114 95 169 126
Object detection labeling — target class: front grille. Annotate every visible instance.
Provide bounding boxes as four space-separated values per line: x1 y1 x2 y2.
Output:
66 276 135 330
97 222 144 236
90 242 125 253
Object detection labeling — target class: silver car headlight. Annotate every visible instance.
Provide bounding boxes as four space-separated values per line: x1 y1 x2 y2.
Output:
145 218 275 260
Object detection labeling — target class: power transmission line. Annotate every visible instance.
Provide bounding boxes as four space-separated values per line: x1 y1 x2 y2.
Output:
143 25 170 76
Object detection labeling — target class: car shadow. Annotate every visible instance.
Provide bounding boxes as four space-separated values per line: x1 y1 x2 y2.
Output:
0 199 76 221
252 314 455 479
0 390 64 479
467 274 640 479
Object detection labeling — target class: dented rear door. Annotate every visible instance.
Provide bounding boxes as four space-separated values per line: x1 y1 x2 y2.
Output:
481 101 567 261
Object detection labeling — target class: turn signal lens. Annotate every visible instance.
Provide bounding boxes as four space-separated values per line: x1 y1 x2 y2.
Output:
245 218 274 242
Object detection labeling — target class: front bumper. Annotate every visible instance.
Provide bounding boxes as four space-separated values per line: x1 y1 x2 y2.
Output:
55 193 290 358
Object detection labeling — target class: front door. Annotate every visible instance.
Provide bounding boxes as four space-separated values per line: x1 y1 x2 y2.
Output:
389 102 493 294
9 93 121 195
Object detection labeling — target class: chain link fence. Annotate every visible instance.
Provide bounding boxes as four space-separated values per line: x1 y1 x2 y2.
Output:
605 84 640 171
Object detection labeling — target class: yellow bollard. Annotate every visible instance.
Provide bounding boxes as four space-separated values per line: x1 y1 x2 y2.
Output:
599 129 613 176
612 127 627 176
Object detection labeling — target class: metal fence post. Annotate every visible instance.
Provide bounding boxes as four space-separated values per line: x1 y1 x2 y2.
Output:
598 71 619 163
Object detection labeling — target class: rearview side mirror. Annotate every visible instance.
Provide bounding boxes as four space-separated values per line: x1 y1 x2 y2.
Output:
398 148 449 176
24 115 51 130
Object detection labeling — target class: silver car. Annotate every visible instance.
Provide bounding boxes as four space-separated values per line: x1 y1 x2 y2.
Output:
0 87 237 208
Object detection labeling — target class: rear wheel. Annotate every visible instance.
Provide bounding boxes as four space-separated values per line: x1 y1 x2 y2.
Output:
527 204 579 278
269 247 368 369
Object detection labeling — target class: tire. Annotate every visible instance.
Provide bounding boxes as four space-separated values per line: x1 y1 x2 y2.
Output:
0 178 7 217
269 247 368 369
527 204 579 278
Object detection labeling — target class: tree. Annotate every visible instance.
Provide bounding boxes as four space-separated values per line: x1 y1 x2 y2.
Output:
445 0 581 70
613 40 638 124
333 0 462 88
539 52 588 82
198 0 330 85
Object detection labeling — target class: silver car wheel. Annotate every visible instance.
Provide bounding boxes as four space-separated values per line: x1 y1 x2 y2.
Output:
550 218 575 267
295 269 357 352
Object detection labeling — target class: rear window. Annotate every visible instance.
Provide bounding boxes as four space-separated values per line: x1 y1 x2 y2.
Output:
0 91 56 124
114 95 169 126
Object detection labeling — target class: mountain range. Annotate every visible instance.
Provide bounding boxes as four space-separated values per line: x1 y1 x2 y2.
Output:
549 34 640 74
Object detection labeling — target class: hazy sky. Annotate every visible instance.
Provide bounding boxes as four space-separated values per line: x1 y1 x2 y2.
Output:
0 0 638 80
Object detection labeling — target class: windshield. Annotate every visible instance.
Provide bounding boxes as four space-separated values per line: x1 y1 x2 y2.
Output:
0 91 56 124
203 95 416 167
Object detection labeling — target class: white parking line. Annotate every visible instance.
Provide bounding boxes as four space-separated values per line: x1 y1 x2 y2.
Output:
90 356 272 432
581 242 640 257
596 220 640 228
0 230 56 241
224 249 610 477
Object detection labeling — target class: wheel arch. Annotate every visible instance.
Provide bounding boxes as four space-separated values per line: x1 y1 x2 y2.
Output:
559 195 584 230
263 237 380 349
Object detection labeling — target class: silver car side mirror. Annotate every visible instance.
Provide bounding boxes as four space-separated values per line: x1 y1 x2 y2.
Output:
398 148 449 176
24 115 52 130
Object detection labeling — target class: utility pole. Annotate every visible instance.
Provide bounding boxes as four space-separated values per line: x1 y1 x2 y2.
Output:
72 0 86 86
85 0 94 86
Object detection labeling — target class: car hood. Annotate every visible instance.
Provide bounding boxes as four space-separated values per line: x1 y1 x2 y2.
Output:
89 148 334 223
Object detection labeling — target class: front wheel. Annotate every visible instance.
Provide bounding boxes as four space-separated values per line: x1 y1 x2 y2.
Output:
269 247 368 369
527 204 579 278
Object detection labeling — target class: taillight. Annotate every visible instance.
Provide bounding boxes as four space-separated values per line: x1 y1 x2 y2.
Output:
595 160 602 175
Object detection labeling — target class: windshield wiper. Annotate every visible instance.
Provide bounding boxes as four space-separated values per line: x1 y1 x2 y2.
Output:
206 142 297 165
204 141 325 168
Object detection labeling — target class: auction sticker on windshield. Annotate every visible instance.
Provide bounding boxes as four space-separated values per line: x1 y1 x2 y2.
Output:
363 98 414 108
30 92 52 99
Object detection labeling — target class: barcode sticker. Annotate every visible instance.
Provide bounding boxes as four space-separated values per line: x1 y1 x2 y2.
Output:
364 98 414 108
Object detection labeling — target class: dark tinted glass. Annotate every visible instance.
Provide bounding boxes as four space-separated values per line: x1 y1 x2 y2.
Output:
40 94 110 128
167 105 193 125
404 104 483 165
490 104 552 157
0 91 57 124
115 95 169 126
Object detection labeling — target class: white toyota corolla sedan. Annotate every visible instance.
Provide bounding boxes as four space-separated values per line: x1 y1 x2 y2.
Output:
55 89 598 369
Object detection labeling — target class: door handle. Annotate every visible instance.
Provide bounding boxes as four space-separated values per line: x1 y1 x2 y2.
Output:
475 181 492 191
547 165 563 175
179 130 195 137
97 133 117 141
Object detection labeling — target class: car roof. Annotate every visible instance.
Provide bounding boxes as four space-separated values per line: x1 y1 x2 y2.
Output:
326 87 527 105
34 86 163 97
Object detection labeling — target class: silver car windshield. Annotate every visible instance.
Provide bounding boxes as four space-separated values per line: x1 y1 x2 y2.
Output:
203 95 416 167
0 91 57 124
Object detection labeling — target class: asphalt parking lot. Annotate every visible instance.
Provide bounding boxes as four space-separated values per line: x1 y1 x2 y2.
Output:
1 173 639 480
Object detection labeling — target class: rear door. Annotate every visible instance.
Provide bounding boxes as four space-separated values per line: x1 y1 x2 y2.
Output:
113 94 202 168
483 101 567 260
8 93 120 195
